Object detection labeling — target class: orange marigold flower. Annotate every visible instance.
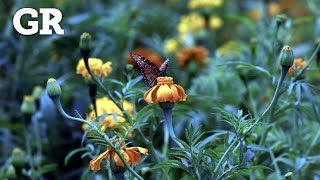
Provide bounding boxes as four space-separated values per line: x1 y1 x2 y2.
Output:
83 97 134 132
90 140 148 170
76 58 112 79
176 46 208 67
288 58 308 75
127 48 163 68
144 77 187 104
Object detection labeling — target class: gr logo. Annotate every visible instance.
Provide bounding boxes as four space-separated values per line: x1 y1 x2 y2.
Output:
13 8 64 35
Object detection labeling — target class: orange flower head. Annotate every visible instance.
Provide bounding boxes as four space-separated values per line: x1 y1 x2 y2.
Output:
127 48 163 68
144 77 187 104
176 46 208 67
287 58 308 75
90 140 148 170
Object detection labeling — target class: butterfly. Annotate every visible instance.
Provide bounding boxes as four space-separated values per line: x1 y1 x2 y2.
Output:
130 52 170 88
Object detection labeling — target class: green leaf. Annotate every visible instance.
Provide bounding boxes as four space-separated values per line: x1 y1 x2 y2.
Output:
151 160 189 172
64 147 90 166
38 164 58 174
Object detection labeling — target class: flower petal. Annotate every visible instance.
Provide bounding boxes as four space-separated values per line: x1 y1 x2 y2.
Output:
125 147 149 155
170 85 180 103
157 85 172 102
175 85 187 101
125 149 141 164
89 149 110 171
114 150 130 167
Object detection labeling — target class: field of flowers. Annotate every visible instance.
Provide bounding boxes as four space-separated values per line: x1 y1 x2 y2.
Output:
1 0 320 179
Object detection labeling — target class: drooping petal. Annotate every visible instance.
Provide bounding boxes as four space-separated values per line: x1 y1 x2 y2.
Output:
157 85 173 102
144 88 154 103
114 150 130 166
144 86 160 104
170 85 180 103
125 149 141 164
175 85 187 101
89 149 111 171
125 147 149 155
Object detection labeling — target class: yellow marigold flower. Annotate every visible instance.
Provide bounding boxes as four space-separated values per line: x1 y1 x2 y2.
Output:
177 13 205 33
288 58 308 75
84 97 134 132
216 41 244 57
144 77 187 104
250 8 262 21
76 58 112 79
164 38 179 53
188 0 223 9
268 2 282 16
90 140 148 170
209 15 223 29
176 46 208 67
127 48 163 68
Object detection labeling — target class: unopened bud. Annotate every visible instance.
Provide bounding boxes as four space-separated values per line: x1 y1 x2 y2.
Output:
275 14 287 27
126 64 134 71
279 45 294 67
11 148 25 168
20 96 36 115
79 32 93 52
46 78 61 99
32 86 43 100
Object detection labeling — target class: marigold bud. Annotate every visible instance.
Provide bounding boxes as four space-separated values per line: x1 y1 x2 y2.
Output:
79 32 93 52
5 165 16 180
11 148 25 168
279 45 294 68
32 86 43 100
275 14 287 27
126 64 134 71
46 78 61 99
20 96 36 115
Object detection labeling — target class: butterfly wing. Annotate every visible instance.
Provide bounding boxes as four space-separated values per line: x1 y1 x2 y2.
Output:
130 52 163 87
159 58 170 74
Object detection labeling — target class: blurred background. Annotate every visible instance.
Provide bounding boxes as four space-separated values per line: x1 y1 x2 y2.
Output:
1 0 320 179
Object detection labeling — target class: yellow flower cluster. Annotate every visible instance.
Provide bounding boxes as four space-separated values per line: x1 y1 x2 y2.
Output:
216 41 244 57
188 0 223 9
164 38 179 53
209 15 223 29
82 97 134 132
177 13 205 34
76 58 112 79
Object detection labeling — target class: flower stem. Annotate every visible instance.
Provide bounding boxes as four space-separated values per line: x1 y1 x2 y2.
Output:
52 97 143 180
163 108 184 148
213 66 288 176
295 43 320 80
81 52 133 124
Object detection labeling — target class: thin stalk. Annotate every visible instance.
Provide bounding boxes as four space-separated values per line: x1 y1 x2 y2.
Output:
213 67 288 176
82 52 133 124
162 123 169 156
52 97 143 180
295 43 320 80
163 108 184 148
269 150 281 178
257 43 320 160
